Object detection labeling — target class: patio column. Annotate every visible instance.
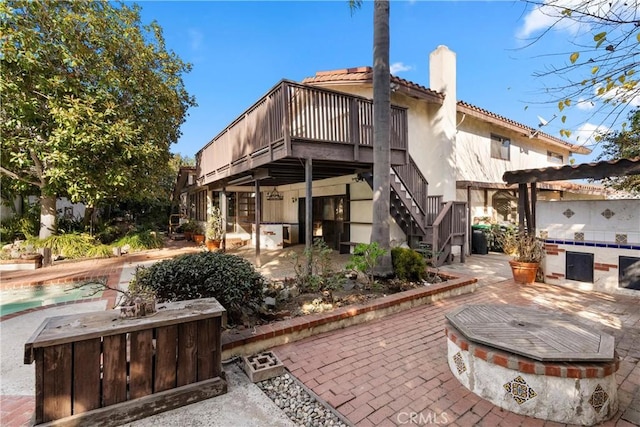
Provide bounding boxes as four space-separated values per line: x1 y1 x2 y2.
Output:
530 182 537 233
221 188 227 252
255 180 261 268
305 158 313 272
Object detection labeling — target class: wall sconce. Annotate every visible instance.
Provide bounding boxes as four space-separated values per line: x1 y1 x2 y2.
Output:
291 196 298 203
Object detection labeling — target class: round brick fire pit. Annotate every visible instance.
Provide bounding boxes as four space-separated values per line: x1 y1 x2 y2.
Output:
445 305 619 426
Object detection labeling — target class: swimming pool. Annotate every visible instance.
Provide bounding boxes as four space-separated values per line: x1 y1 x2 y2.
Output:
0 283 104 316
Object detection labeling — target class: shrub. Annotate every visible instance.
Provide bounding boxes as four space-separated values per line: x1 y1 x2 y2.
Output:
113 230 164 250
37 233 98 259
288 238 344 292
391 247 426 281
132 251 266 324
346 242 386 287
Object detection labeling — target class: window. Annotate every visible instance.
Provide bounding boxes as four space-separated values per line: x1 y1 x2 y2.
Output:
490 134 510 160
547 151 563 164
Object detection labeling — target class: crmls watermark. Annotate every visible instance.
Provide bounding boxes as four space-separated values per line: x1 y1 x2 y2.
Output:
396 411 449 425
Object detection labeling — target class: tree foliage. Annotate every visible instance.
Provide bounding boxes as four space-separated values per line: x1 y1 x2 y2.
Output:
596 108 640 193
524 1 640 138
0 0 195 237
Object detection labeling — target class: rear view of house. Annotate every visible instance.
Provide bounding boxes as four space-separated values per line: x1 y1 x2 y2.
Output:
179 45 599 266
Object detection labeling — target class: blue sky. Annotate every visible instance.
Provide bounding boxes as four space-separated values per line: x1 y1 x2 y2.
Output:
134 1 625 162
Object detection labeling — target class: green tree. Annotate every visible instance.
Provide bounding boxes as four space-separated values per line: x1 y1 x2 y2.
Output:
523 1 640 137
0 1 195 238
350 0 393 276
596 109 640 193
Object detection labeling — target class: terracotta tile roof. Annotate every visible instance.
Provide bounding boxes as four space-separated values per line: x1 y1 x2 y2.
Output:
303 67 590 155
457 101 590 154
303 67 444 103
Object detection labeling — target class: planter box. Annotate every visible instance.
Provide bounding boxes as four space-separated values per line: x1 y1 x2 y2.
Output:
0 255 43 271
24 298 227 426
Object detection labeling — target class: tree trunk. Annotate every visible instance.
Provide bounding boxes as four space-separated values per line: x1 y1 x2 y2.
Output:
39 194 57 239
371 0 393 277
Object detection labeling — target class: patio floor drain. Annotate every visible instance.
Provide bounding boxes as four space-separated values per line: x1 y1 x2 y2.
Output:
242 351 285 383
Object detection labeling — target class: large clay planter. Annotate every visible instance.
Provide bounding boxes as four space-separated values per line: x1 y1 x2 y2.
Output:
206 239 221 251
509 260 539 284
193 234 205 245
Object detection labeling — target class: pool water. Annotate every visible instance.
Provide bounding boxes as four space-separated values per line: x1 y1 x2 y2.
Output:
0 283 104 316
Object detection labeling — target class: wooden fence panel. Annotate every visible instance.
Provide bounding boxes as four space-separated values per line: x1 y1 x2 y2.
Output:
129 330 154 399
103 334 127 406
177 321 198 386
73 338 101 414
154 325 178 393
42 344 72 422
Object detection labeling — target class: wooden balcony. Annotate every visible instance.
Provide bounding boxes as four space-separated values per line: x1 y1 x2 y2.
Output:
197 80 408 187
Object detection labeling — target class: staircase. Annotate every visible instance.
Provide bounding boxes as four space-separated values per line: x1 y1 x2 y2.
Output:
362 157 467 267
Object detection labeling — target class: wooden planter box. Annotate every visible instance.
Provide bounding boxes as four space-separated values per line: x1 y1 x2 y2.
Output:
24 298 227 426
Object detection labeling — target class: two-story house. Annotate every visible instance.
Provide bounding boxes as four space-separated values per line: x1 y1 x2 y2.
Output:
185 45 596 265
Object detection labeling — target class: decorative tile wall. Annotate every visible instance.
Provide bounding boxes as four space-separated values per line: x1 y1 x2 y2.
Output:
503 375 537 405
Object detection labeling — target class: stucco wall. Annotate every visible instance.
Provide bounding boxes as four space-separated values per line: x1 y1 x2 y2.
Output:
455 116 572 184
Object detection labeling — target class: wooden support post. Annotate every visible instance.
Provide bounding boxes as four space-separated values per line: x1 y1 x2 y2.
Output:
530 182 537 233
221 188 227 252
523 183 531 233
255 180 261 268
518 183 526 232
305 158 313 272
466 185 472 257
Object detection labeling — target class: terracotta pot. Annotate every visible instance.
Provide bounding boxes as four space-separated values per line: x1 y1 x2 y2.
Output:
206 239 221 251
184 231 193 241
193 234 205 245
509 260 539 284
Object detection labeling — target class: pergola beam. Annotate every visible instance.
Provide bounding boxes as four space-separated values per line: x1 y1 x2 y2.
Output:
503 158 640 184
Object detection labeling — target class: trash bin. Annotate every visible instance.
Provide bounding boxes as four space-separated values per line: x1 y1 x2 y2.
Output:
472 225 489 255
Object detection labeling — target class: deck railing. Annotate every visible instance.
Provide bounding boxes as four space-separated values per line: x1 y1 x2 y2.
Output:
430 201 467 265
198 80 408 182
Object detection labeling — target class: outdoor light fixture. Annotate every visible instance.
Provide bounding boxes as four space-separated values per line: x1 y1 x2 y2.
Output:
266 187 283 201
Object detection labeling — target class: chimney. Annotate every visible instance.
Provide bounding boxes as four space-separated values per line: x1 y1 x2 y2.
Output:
429 45 456 113
427 45 458 201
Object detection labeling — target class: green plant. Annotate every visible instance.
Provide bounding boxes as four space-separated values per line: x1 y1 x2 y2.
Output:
113 230 164 250
287 238 344 292
181 220 199 233
346 242 386 287
391 247 426 281
205 207 224 241
131 251 266 324
36 233 99 259
496 228 543 263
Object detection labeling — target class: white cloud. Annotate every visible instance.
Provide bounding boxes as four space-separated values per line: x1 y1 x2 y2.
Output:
188 28 204 51
390 62 412 74
571 122 609 147
516 1 640 39
516 2 584 39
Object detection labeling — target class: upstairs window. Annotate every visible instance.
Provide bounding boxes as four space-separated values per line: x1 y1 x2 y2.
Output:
490 134 510 160
547 151 564 164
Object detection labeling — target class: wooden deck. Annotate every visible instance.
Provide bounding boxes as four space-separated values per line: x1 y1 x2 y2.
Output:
197 80 408 188
445 304 615 362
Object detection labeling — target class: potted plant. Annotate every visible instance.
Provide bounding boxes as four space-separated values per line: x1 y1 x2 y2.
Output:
192 222 205 245
205 206 224 250
181 220 197 241
497 227 544 284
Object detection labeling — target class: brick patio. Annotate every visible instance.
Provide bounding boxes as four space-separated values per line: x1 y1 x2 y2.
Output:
274 279 640 426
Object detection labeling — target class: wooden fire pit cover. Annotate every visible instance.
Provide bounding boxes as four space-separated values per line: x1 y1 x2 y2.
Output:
445 304 615 362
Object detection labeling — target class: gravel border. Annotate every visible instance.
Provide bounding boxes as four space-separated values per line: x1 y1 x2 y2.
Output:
257 371 352 427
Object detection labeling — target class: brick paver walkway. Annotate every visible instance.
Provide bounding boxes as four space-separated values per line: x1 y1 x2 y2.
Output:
274 280 640 426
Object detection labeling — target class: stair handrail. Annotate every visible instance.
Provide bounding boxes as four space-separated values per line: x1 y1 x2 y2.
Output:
391 155 428 216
